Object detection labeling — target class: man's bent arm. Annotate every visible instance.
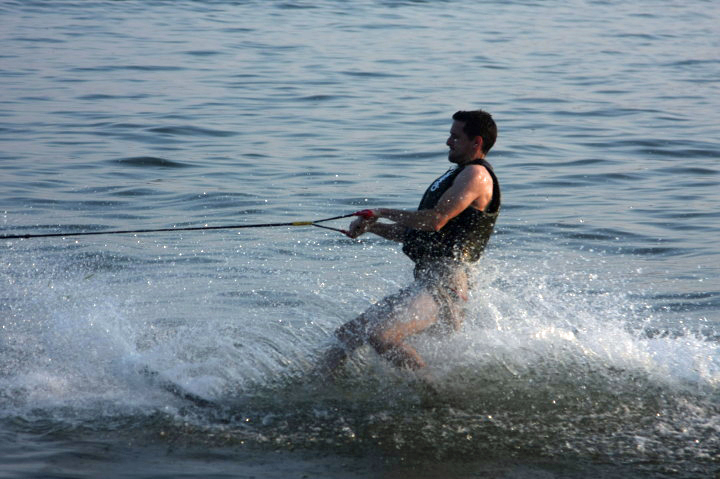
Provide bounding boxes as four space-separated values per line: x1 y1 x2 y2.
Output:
375 165 492 232
367 222 406 242
374 208 440 232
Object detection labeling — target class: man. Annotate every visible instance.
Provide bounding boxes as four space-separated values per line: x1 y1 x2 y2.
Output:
321 110 501 374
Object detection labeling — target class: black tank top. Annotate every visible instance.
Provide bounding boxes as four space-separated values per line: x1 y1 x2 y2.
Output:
402 158 500 265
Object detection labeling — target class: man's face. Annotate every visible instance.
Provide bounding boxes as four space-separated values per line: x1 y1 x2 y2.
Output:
446 120 475 165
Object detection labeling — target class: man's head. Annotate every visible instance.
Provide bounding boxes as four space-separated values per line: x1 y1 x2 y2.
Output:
448 110 497 162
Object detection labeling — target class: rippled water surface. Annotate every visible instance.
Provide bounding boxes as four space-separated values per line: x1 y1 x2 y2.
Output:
1 1 719 477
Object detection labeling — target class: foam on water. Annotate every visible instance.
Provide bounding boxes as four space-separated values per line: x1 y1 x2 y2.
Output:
1 240 718 466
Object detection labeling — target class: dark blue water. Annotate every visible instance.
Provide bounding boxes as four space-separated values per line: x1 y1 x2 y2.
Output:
1 1 719 477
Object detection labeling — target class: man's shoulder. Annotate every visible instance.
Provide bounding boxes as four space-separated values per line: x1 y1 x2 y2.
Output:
456 162 492 183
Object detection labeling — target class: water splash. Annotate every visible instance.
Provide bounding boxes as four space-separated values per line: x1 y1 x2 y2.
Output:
1 244 718 467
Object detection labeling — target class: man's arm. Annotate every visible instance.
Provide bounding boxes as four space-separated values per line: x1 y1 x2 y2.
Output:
367 221 406 242
347 216 405 242
374 164 493 232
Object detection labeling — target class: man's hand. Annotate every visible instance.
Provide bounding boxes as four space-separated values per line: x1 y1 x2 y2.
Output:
347 215 377 238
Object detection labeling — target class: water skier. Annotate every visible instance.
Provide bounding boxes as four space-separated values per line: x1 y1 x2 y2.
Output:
321 110 501 373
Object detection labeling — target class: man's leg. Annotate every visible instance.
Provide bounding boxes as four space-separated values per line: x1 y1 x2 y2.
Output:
367 290 439 369
318 286 440 375
316 301 388 376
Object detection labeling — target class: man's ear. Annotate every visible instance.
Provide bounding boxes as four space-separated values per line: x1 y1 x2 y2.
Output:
474 136 484 151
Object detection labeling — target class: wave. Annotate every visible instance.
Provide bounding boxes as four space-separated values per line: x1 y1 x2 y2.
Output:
112 156 193 168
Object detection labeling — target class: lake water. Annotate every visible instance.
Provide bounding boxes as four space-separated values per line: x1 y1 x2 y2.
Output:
1 1 719 477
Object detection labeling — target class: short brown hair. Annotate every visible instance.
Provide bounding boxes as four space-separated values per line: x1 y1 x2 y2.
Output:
452 110 497 154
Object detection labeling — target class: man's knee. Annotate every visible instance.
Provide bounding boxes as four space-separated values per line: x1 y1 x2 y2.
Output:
367 330 420 369
367 329 394 356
